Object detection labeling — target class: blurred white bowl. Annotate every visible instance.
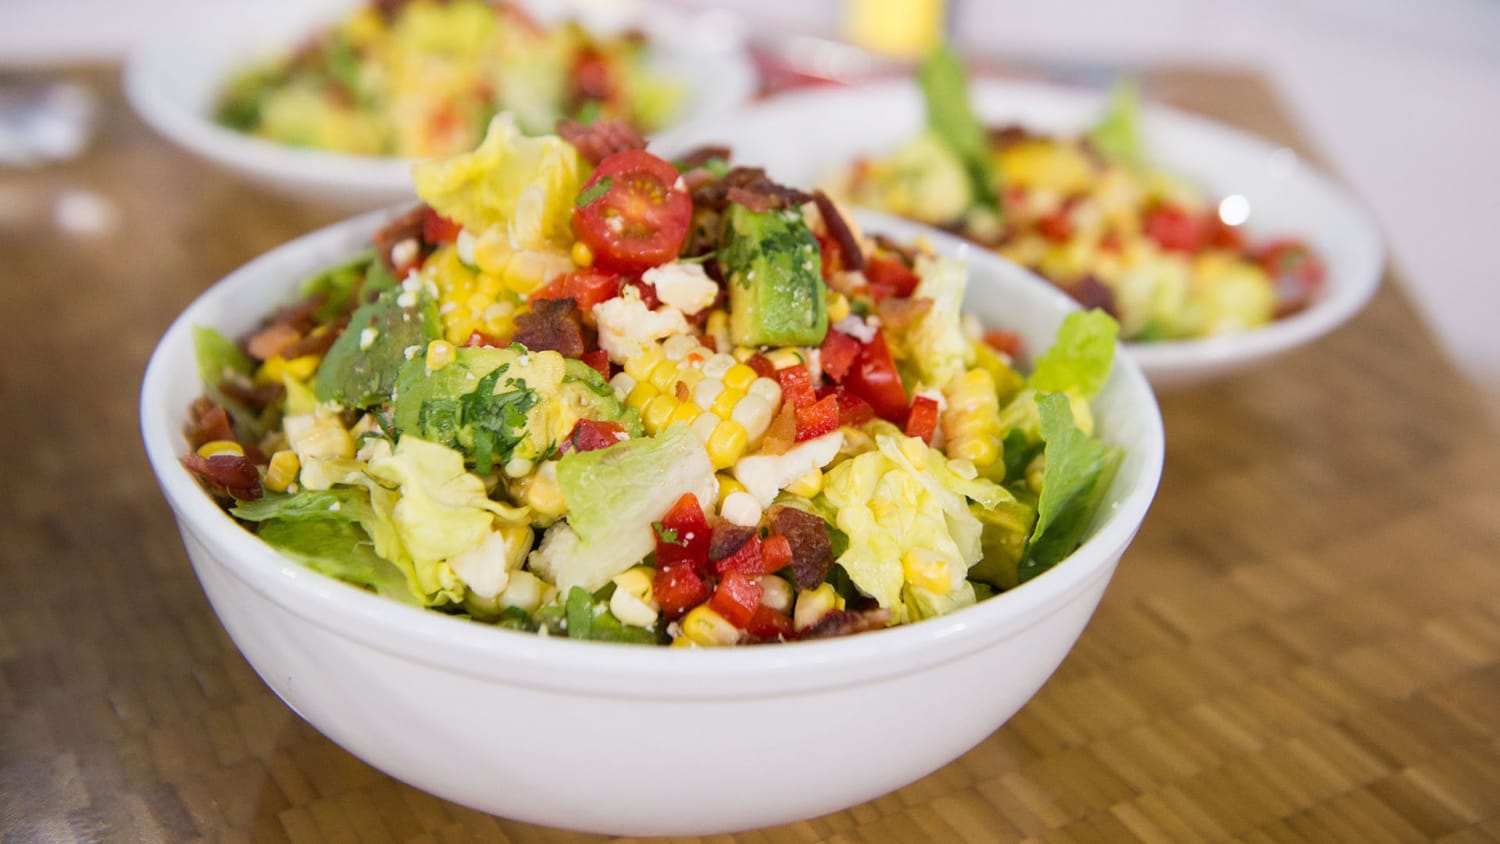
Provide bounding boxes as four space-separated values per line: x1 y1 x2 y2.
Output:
123 0 757 207
655 78 1385 388
139 208 1163 836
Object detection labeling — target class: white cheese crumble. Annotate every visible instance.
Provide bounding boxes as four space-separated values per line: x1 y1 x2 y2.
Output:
592 286 691 364
359 327 379 350
390 238 418 269
645 261 719 315
833 314 879 344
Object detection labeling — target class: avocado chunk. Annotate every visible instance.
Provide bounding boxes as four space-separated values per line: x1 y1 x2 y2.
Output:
719 204 827 347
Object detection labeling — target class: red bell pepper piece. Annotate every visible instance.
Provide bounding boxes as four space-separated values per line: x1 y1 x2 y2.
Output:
653 563 709 622
560 419 627 454
864 255 921 299
1143 204 1204 253
845 331 908 424
745 605 794 641
761 534 793 573
654 493 711 573
904 395 940 444
709 570 764 628
795 394 840 442
745 353 777 379
819 329 861 383
1036 209 1074 243
580 349 610 379
776 364 817 410
831 387 874 426
715 531 766 576
421 206 462 245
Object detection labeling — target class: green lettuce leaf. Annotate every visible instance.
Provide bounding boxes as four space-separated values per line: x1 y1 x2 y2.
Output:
917 45 1000 213
1019 393 1121 581
1028 309 1119 399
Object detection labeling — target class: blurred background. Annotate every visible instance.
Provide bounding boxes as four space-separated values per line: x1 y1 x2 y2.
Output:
4 0 1498 405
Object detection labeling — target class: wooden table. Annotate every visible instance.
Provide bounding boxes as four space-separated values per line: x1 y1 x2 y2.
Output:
2 65 1498 843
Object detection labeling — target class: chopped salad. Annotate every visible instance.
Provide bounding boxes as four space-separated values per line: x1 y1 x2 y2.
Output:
181 113 1122 646
828 48 1326 342
215 0 681 158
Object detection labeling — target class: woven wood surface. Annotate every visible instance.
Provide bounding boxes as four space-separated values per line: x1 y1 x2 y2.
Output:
1 65 1497 843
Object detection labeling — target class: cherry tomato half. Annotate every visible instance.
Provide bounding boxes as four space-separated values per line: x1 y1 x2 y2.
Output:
571 150 691 274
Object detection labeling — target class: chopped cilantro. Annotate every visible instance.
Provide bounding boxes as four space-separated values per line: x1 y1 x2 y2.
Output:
575 177 614 209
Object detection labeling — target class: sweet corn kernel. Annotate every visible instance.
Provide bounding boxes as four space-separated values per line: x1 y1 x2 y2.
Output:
666 400 702 427
642 395 680 433
425 339 456 371
784 469 823 498
691 411 723 444
705 312 731 351
794 584 843 632
692 378 725 409
759 575 795 613
610 567 659 628
709 387 745 420
283 355 320 381
571 240 593 268
263 450 301 493
626 380 659 409
702 353 735 380
648 358 681 393
705 420 749 469
719 491 761 527
902 548 953 594
722 363 757 392
624 344 666 382
747 376 783 407
764 348 804 370
197 440 244 459
730 393 774 440
679 605 740 646
827 291 851 323
716 474 747 508
731 346 755 363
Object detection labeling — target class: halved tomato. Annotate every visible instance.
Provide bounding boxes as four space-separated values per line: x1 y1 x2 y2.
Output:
571 150 691 274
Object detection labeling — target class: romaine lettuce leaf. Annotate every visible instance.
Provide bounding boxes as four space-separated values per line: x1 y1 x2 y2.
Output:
1087 80 1143 166
1028 309 1119 399
1019 392 1121 581
917 45 1000 214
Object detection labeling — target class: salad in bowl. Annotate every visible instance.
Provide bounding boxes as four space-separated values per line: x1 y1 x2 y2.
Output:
176 113 1126 647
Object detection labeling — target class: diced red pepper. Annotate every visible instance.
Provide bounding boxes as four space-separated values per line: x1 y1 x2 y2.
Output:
745 353 777 379
465 330 507 348
530 269 622 315
580 349 611 378
864 255 922 299
776 364 817 410
819 329 861 383
715 532 766 576
795 394 840 442
561 418 627 455
761 534 793 573
709 570 764 628
655 493 711 573
904 395 940 444
830 387 874 426
745 605 794 641
421 206 462 245
1200 213 1246 252
845 331 908 424
653 564 709 622
1143 204 1204 253
1036 209 1074 243
1099 230 1123 253
983 329 1023 358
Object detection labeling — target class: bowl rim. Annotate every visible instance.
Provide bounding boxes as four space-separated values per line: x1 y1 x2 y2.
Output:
655 75 1386 382
121 0 759 198
140 207 1164 700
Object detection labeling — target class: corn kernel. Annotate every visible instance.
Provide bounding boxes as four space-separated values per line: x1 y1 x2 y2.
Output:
730 393 774 440
706 420 749 469
709 387 745 420
426 339 457 371
626 380 659 409
705 312 731 351
764 348 804 370
716 474 747 508
903 548 953 594
666 400 702 428
747 376 782 407
760 575 795 613
571 240 593 268
723 363 758 393
624 344 666 382
680 605 740 646
648 358 681 393
263 450 300 493
794 584 843 632
784 469 823 498
827 291 851 323
282 354 320 381
692 378 725 409
731 346 755 363
662 333 701 361
610 567 659 627
719 491 761 527
197 440 244 459
642 394 680 432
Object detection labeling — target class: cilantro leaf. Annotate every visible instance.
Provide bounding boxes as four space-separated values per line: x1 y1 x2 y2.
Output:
575 176 614 209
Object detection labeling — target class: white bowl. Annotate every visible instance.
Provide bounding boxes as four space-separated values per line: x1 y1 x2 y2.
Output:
123 0 757 208
139 208 1164 836
654 78 1385 388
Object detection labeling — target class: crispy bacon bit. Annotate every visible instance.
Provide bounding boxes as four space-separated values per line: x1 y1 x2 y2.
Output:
813 190 864 270
676 145 731 170
767 506 834 590
556 118 647 166
217 380 284 412
280 314 348 360
182 453 263 501
801 608 893 640
373 205 426 273
511 297 586 359
875 296 933 332
693 167 812 213
872 235 920 267
245 323 301 361
185 399 236 450
708 521 757 563
1066 275 1118 318
987 124 1036 149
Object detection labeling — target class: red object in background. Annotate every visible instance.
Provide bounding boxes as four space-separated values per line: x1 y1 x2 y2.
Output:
904 395 940 444
421 207 462 244
983 329 1024 358
571 150 692 274
845 332 908 423
1143 204 1204 253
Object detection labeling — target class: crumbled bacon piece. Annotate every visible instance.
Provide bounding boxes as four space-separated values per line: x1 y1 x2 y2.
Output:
767 505 834 590
813 190 863 270
709 521 757 563
511 297 587 359
279 314 348 360
373 205 426 273
556 118 647 166
676 145 731 170
801 609 892 640
1066 275 1118 318
693 167 811 213
185 399 236 450
182 453 263 501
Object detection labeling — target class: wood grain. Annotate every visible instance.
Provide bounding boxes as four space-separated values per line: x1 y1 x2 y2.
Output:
1 66 1497 843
